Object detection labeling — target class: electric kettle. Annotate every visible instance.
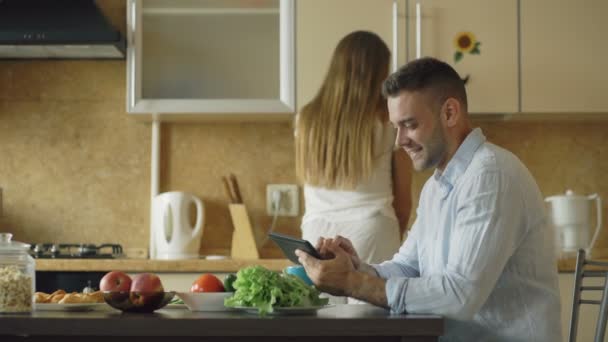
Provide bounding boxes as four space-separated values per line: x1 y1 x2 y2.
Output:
545 190 602 256
151 192 204 260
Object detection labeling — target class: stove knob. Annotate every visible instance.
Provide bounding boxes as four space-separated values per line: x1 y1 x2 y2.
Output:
32 244 44 256
79 244 97 256
50 244 60 255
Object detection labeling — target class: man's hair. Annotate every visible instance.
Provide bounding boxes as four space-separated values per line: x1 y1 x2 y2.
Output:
382 57 467 111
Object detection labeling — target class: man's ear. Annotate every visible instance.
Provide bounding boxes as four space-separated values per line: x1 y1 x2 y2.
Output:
441 98 461 128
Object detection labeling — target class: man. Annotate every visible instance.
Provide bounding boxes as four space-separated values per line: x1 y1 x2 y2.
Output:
296 57 562 341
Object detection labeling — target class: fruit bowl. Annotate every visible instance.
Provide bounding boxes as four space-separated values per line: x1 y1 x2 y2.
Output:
176 292 234 312
102 291 175 313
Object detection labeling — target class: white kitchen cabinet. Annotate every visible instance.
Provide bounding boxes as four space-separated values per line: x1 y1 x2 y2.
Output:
520 0 608 113
297 0 405 110
126 0 295 121
406 0 519 114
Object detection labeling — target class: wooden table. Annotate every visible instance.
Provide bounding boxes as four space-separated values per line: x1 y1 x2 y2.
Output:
0 304 443 341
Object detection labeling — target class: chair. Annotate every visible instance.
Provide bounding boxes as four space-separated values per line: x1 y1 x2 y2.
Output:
569 249 608 342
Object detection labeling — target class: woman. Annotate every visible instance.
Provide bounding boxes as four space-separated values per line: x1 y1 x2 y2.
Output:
295 31 412 276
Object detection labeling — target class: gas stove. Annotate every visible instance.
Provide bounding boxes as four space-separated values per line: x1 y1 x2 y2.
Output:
30 243 123 259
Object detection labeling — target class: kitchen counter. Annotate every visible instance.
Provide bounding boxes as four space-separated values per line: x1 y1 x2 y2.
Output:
0 304 444 341
558 257 608 273
557 249 608 272
558 258 578 273
34 258 293 272
34 256 600 273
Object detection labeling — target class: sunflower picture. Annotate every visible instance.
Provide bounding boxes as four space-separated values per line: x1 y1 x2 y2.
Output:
454 32 481 63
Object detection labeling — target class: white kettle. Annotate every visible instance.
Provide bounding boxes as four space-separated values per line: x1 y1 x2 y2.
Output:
545 190 602 256
152 192 204 260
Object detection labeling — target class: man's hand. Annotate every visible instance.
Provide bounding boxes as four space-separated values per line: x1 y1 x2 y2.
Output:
316 235 362 271
297 239 389 308
296 241 356 297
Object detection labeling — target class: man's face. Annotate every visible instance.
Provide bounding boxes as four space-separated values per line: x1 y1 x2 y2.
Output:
388 90 447 171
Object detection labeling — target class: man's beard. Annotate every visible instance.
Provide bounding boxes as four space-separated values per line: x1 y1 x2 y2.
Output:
415 122 446 171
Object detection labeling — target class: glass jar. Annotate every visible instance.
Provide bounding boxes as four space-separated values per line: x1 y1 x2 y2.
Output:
0 232 35 313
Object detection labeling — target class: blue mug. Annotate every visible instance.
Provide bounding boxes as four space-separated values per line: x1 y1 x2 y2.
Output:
284 265 313 286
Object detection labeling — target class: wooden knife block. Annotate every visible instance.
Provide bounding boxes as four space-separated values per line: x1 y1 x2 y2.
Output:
229 204 259 259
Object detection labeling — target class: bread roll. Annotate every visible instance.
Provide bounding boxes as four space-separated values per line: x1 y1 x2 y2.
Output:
87 291 105 303
49 292 66 303
34 289 105 304
59 293 87 304
34 292 50 303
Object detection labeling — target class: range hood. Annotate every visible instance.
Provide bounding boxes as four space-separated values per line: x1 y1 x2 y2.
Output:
0 0 126 59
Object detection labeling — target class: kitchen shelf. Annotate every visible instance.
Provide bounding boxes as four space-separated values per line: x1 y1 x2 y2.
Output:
35 258 293 273
35 256 601 273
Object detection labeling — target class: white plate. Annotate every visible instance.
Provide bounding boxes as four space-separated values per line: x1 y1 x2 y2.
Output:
35 303 109 312
233 305 332 315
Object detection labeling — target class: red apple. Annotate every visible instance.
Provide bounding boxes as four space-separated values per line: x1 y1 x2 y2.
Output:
129 273 164 306
99 271 132 292
130 273 164 293
129 291 164 307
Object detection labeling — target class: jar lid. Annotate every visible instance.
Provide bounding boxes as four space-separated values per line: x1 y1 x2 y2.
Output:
0 233 30 253
545 189 589 202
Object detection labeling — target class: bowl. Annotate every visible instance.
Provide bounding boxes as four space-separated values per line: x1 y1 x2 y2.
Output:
284 265 313 286
102 291 175 313
176 292 234 311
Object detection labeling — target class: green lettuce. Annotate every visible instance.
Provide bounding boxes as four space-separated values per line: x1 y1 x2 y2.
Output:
224 265 328 315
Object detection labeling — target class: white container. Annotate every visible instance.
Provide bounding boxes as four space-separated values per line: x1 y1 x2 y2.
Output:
545 190 602 256
176 292 234 312
0 233 35 313
151 192 204 260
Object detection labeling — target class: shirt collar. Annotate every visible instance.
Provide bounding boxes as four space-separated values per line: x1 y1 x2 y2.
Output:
433 128 486 198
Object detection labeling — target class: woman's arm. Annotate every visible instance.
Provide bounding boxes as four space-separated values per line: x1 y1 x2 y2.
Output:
392 148 413 239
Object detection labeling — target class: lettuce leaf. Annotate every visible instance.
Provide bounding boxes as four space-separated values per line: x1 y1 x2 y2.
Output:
224 265 328 315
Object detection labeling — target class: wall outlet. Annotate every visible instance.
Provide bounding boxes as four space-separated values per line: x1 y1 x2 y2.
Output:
266 184 299 217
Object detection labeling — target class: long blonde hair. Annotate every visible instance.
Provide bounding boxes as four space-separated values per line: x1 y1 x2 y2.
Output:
296 31 391 189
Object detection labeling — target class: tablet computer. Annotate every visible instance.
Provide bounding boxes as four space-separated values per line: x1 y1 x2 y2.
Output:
268 232 323 265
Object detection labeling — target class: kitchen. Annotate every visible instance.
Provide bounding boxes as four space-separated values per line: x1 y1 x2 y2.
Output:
0 0 607 341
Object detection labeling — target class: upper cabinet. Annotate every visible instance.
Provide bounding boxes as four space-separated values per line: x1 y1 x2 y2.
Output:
406 0 518 114
297 0 403 111
520 0 608 113
126 0 295 121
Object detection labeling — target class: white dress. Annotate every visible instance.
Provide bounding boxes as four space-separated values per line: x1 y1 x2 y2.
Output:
300 121 401 303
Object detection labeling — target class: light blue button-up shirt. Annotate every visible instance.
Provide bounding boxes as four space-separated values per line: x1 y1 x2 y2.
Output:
373 128 562 342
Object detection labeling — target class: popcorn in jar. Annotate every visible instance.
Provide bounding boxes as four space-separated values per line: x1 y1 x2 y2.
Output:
0 265 32 312
0 233 35 314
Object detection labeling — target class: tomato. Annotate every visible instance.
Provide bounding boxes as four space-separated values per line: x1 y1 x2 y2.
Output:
191 274 225 292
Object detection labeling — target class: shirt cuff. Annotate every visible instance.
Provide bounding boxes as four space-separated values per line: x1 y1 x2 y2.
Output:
386 277 409 314
372 261 410 279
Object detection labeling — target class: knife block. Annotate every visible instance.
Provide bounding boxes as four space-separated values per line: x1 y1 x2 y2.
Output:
229 204 259 259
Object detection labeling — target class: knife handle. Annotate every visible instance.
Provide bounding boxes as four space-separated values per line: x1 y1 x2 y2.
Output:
222 176 236 203
230 174 243 204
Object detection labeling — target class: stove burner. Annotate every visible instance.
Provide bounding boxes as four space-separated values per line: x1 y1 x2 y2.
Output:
78 244 98 256
30 243 123 259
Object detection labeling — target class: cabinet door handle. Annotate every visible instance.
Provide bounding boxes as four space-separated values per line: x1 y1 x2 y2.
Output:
392 0 399 72
416 2 422 59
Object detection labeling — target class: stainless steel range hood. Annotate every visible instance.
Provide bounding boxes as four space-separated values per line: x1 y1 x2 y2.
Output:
0 0 126 59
